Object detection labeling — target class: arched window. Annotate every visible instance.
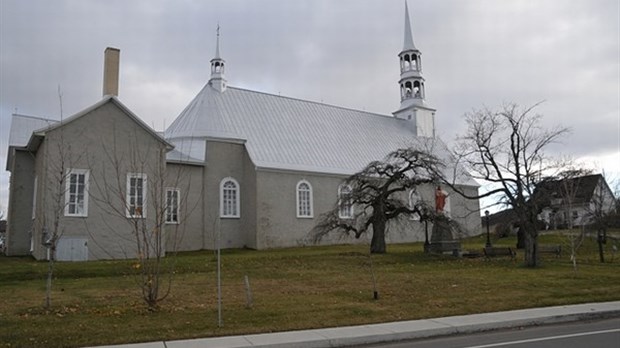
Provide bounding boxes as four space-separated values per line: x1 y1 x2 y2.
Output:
409 190 421 221
296 180 313 218
338 184 353 219
405 81 413 97
413 81 421 98
220 177 240 218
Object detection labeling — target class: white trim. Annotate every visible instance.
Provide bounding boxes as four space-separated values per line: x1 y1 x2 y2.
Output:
165 188 180 224
220 177 240 218
126 173 147 218
296 180 313 218
64 169 90 217
338 184 353 219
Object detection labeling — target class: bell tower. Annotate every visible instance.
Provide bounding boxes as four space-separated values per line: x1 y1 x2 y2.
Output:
393 2 436 137
209 25 227 93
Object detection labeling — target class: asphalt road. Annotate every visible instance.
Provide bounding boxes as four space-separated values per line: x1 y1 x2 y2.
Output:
362 317 620 348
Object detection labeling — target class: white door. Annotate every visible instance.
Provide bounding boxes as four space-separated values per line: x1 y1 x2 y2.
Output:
56 238 88 261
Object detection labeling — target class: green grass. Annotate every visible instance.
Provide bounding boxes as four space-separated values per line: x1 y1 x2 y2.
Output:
1 232 619 347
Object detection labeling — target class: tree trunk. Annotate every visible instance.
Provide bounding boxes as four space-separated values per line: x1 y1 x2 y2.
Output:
597 229 605 263
523 229 538 267
370 217 387 254
45 245 55 309
516 227 525 249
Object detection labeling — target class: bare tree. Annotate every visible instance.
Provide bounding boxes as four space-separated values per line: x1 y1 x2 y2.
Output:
89 129 193 310
542 168 593 271
38 86 84 309
443 103 569 267
312 148 442 254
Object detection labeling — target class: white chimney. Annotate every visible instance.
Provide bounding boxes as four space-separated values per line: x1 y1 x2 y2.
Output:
102 47 120 97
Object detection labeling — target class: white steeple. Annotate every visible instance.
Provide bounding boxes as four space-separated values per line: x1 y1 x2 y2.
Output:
403 1 416 51
393 1 436 137
209 25 227 92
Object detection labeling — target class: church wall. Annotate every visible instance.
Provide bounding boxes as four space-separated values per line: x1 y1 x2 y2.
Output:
253 170 479 250
30 101 169 260
5 149 35 256
241 148 258 249
203 140 251 249
165 163 205 252
451 185 482 236
254 170 349 249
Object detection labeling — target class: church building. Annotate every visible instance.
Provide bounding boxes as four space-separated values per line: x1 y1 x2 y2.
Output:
5 4 480 260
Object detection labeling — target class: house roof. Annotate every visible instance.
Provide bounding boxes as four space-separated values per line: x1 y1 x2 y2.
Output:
6 114 58 170
6 97 173 170
166 83 477 186
535 174 607 205
29 96 173 151
8 114 58 148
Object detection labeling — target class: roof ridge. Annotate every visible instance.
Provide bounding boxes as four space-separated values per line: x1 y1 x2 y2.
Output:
226 85 395 120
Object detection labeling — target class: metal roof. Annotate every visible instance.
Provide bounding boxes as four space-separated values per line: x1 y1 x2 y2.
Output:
166 84 477 186
8 114 58 147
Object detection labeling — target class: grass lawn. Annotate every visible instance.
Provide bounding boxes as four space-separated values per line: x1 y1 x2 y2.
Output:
1 232 619 347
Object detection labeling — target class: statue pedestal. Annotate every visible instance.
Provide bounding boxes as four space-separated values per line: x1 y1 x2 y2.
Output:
428 216 462 256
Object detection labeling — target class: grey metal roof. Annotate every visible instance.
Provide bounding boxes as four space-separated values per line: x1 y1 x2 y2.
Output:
8 114 58 147
166 83 477 186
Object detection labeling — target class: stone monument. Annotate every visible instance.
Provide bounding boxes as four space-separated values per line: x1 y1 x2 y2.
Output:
427 186 462 255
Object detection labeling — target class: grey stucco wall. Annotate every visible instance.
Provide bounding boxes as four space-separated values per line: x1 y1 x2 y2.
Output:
165 163 205 252
253 169 480 250
202 140 253 249
30 101 169 260
5 149 35 256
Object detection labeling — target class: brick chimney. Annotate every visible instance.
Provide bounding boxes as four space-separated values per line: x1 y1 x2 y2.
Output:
102 47 120 97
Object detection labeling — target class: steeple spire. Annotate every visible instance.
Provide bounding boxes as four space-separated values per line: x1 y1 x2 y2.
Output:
393 1 436 137
209 24 227 92
403 1 416 51
215 24 221 59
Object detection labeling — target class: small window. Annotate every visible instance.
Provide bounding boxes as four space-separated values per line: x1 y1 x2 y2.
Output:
65 169 89 217
220 178 240 218
165 189 180 224
338 184 353 219
409 190 421 221
126 173 147 218
296 180 313 218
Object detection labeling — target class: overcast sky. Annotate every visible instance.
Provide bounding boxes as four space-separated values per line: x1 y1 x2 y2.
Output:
1 0 619 213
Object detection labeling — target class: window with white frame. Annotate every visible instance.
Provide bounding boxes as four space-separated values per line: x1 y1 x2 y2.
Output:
409 190 421 221
220 178 240 218
165 188 180 224
65 169 89 217
126 173 147 218
338 184 353 219
296 180 313 218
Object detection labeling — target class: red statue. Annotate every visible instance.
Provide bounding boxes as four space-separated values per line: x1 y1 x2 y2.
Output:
435 186 446 213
